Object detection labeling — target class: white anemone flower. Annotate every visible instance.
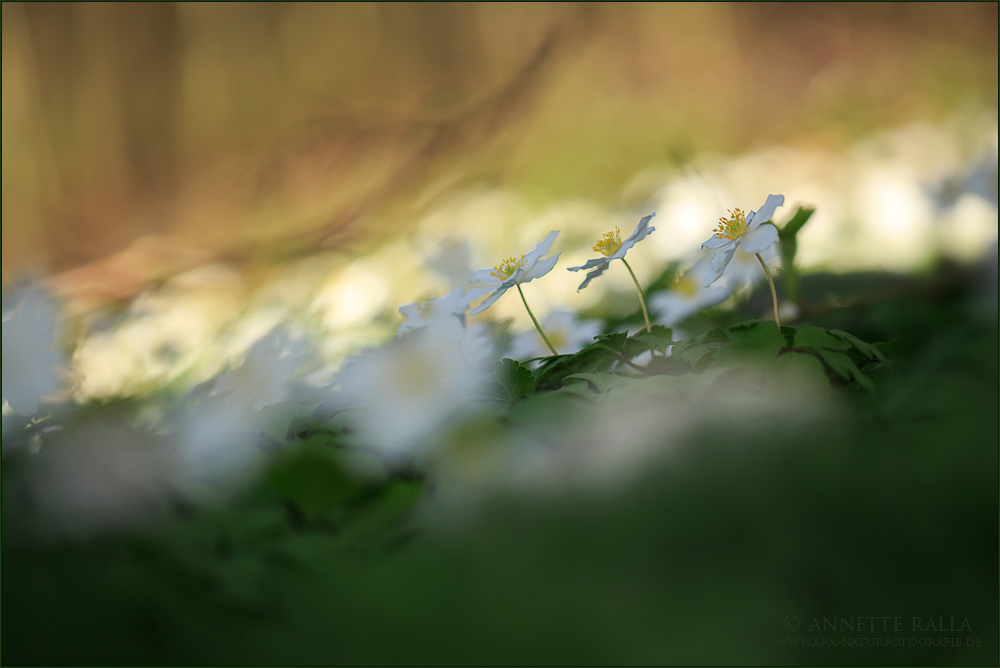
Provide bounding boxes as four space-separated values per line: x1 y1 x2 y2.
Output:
507 310 603 361
567 213 655 290
2 289 62 416
649 259 735 327
701 194 784 288
179 329 302 480
336 331 483 464
398 286 482 340
467 231 561 316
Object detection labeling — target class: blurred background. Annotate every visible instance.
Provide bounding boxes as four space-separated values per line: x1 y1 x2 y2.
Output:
2 2 997 393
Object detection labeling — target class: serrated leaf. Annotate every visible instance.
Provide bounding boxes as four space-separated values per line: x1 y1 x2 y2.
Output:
830 329 888 363
699 327 730 344
593 331 628 350
563 371 630 394
709 340 782 367
628 325 674 355
727 321 785 347
814 349 875 392
679 343 717 368
793 325 851 350
490 358 536 403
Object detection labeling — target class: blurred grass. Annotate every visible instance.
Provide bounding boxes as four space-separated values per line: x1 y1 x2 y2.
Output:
3 3 997 287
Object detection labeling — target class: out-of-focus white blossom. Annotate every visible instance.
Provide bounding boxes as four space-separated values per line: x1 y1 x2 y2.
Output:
179 329 303 480
649 259 734 327
335 331 485 464
398 286 483 340
2 289 62 416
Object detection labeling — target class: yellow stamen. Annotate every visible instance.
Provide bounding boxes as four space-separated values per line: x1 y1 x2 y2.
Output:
415 297 436 317
593 227 623 257
491 255 525 280
712 208 748 241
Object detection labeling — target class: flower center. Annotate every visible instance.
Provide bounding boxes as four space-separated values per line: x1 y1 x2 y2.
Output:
415 297 436 317
671 275 698 297
712 208 748 241
593 227 623 257
491 255 525 280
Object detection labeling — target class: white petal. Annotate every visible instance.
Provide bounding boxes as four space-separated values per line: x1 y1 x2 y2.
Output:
703 246 737 287
463 285 494 302
747 194 784 229
516 252 560 283
576 263 609 291
567 257 610 272
470 267 501 284
612 218 655 259
468 287 507 316
436 285 473 313
521 230 560 267
701 235 731 250
739 222 779 254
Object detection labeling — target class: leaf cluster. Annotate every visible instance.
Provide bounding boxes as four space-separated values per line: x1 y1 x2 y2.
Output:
488 319 890 404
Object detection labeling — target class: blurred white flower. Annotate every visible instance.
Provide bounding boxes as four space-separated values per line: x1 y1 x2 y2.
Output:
398 286 480 340
179 329 302 480
468 231 561 316
649 260 734 326
930 150 999 213
460 323 500 369
508 310 602 360
427 239 475 285
2 289 62 416
336 331 484 464
567 213 656 290
701 194 784 287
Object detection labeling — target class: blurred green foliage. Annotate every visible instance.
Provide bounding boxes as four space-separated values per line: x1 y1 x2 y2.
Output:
4 258 996 665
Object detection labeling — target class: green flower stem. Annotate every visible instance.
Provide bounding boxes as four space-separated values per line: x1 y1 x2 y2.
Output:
517 284 558 355
756 252 781 328
621 258 652 334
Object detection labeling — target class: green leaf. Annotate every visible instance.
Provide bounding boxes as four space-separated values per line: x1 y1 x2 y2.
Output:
793 325 851 351
814 349 875 392
830 329 888 364
489 358 536 403
709 340 782 367
677 342 718 368
762 352 832 397
267 447 367 521
563 371 630 394
727 321 785 347
593 331 628 350
779 206 815 240
627 325 674 355
699 327 730 344
336 479 425 547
